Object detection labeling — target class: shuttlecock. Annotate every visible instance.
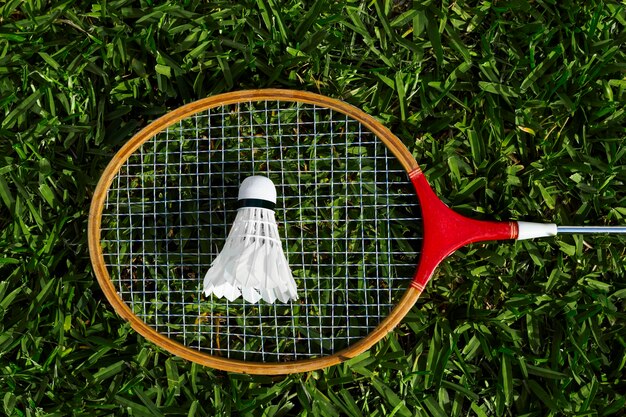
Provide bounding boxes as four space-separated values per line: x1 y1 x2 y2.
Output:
203 176 298 304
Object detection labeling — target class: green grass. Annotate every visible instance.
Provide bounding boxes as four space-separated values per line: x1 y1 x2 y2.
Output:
1 0 626 415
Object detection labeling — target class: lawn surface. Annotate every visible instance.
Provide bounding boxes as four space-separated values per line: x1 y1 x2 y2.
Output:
1 0 626 416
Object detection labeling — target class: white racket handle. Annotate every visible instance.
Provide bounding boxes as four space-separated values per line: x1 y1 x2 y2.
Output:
516 222 558 240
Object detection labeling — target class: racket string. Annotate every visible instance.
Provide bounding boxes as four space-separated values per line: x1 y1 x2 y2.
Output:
103 101 422 362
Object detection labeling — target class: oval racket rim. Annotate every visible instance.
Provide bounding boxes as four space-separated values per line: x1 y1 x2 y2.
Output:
88 89 424 374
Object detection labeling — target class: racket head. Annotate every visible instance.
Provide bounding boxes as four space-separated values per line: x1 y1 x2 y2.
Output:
88 89 425 374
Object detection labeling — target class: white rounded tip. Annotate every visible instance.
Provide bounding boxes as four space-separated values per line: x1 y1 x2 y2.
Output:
238 175 276 204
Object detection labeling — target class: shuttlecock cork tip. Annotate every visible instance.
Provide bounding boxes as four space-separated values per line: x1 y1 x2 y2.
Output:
238 175 277 209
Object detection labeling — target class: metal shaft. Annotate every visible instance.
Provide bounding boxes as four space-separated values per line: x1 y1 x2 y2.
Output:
557 226 626 234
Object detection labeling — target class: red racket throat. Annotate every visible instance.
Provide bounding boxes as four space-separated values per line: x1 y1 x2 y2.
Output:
410 168 518 291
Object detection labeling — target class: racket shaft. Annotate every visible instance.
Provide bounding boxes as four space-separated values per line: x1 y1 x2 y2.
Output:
557 226 626 234
517 222 626 238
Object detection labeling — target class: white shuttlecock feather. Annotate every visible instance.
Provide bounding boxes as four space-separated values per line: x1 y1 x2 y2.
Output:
203 176 298 304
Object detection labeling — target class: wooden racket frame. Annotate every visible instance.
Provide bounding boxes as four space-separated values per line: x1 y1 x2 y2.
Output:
88 89 516 375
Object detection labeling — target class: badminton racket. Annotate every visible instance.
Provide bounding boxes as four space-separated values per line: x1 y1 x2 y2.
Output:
88 89 626 375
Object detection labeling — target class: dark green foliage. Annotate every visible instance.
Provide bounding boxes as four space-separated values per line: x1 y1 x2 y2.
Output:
0 0 625 415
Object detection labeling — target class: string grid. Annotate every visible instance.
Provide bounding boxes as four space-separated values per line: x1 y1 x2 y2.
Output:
101 101 422 362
